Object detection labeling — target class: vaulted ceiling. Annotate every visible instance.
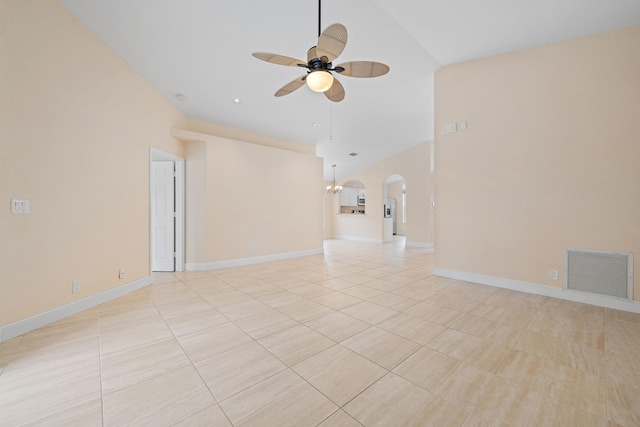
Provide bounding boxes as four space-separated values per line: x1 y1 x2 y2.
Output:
59 0 640 180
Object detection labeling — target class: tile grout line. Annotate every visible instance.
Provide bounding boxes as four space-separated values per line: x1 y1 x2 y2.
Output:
159 273 237 426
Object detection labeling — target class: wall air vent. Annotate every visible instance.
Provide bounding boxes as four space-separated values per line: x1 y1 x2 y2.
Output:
565 249 633 299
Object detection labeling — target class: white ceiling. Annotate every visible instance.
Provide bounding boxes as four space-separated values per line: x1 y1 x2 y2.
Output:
59 0 640 181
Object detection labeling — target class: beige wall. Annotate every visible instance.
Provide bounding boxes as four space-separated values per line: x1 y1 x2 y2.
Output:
328 142 433 246
1 0 186 326
183 132 324 265
434 26 640 298
323 188 335 239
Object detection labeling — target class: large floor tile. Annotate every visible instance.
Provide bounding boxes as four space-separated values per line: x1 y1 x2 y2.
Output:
0 346 101 426
18 318 99 352
98 304 162 331
606 349 640 390
515 330 606 377
393 346 460 393
258 324 335 366
276 299 335 322
177 322 253 363
233 308 298 340
405 301 463 326
20 398 102 427
341 326 421 370
103 365 215 427
317 410 362 427
550 400 607 427
216 299 272 321
426 328 485 361
344 373 438 426
303 311 370 342
1 335 98 371
607 379 640 426
219 369 337 427
377 312 446 345
464 341 513 373
100 337 191 395
154 296 212 320
450 313 498 338
367 291 420 311
172 404 232 427
391 284 438 301
340 284 386 300
339 300 398 325
195 341 287 401
292 344 387 406
434 362 495 412
100 320 175 356
471 376 556 426
162 307 228 337
470 302 537 329
527 309 605 349
146 282 201 306
310 291 361 310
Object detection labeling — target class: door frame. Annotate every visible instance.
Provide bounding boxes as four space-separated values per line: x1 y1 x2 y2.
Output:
150 147 185 272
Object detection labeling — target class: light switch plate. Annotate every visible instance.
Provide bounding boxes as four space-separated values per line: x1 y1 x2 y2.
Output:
442 123 457 135
11 199 29 214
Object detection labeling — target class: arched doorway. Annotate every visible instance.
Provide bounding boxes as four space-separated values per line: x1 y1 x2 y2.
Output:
383 174 406 242
338 179 366 215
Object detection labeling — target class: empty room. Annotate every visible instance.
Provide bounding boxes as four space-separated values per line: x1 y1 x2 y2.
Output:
1 1 639 425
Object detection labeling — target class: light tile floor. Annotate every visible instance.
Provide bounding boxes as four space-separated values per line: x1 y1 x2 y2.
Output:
1 239 640 426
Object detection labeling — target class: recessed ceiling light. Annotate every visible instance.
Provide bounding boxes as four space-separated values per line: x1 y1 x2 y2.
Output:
313 123 321 128
349 152 359 157
233 98 241 104
175 93 187 101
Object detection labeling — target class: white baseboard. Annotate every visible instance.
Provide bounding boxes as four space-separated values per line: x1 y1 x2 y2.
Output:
433 268 640 314
185 248 324 271
331 235 383 243
406 242 434 250
0 276 152 344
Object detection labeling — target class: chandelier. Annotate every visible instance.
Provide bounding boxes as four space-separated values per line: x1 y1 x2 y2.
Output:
327 164 342 194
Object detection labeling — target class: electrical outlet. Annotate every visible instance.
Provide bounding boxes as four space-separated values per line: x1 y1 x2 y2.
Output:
550 269 559 280
72 281 81 293
250 246 256 253
119 268 125 279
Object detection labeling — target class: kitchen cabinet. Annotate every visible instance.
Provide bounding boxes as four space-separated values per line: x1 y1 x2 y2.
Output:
339 187 358 206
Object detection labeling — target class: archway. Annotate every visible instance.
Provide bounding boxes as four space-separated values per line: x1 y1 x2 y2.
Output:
383 174 406 242
338 179 366 214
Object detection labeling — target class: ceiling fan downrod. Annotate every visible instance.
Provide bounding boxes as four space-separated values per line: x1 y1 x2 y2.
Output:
318 0 322 38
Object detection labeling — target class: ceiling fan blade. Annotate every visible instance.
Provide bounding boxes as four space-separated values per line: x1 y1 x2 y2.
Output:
335 61 390 78
324 77 345 102
275 76 307 97
307 47 319 63
317 23 348 63
252 52 306 67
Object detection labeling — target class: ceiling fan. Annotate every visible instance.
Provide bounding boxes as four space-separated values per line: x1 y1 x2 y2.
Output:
252 0 389 102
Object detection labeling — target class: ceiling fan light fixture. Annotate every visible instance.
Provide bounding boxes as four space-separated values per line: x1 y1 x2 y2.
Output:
306 70 333 92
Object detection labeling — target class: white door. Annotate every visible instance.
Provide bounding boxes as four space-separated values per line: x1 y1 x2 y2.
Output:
151 161 175 271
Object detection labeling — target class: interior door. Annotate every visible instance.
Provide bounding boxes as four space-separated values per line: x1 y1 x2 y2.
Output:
151 161 175 271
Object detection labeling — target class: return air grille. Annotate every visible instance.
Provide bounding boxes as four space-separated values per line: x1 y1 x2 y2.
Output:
565 249 633 299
